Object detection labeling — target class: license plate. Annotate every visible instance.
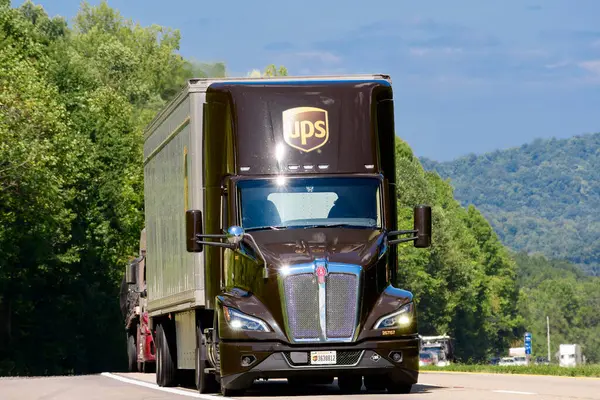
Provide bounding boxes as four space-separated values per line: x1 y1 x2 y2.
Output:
310 351 337 365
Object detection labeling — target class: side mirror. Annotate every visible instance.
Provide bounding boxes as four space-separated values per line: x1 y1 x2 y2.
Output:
126 262 137 285
226 225 244 246
387 205 432 247
186 209 203 252
413 205 432 248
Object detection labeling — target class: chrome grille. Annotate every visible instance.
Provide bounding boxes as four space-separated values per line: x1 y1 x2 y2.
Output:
281 262 361 343
326 274 358 338
282 273 319 340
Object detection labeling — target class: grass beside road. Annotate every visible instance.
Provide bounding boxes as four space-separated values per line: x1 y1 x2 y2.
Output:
420 364 600 378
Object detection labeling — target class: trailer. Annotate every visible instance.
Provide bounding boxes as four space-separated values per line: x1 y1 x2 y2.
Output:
559 344 583 367
142 74 433 395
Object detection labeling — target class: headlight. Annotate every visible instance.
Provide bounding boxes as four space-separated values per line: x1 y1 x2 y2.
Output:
223 305 271 332
373 302 414 329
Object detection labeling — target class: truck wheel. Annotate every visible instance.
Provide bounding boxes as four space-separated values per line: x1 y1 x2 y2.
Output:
338 375 362 393
156 324 177 387
387 383 412 394
196 327 219 393
127 334 138 372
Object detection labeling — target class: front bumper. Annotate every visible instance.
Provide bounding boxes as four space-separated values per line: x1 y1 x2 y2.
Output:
219 336 419 390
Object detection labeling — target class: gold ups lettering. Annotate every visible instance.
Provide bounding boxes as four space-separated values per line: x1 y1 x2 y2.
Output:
282 107 329 152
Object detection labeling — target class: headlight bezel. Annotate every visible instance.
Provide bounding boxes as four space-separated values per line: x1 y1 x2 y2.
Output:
223 305 271 332
373 302 415 330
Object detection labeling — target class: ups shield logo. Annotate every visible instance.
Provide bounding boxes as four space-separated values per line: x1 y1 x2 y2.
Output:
282 107 329 152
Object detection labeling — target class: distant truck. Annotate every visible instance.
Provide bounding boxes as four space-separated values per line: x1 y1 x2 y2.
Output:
509 347 525 357
120 228 156 372
559 344 583 367
420 335 454 366
141 74 433 396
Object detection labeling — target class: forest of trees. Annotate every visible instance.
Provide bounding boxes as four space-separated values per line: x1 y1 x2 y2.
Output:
421 133 600 277
0 0 597 376
514 252 600 362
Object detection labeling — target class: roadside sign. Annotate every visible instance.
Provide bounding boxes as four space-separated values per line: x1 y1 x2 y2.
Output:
524 332 532 355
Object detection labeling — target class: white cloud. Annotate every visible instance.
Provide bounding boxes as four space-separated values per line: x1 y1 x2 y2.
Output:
408 47 463 57
290 51 341 64
577 60 600 84
545 61 570 69
579 60 600 75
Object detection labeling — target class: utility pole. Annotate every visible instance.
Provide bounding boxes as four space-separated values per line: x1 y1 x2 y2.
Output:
547 316 551 363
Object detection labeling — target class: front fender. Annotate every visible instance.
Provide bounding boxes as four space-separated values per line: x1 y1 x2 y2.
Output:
357 285 416 340
216 288 287 341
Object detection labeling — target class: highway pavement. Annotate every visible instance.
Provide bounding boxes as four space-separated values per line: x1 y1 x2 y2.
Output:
1 370 599 400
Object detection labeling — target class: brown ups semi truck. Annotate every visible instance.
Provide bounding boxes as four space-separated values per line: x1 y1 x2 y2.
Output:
142 74 432 396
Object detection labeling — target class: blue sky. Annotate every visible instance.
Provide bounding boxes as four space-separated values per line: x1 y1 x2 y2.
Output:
16 0 600 161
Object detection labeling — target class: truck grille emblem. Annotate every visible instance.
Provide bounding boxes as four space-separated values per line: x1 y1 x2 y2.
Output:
315 264 328 285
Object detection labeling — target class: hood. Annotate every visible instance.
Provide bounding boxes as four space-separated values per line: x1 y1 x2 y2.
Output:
248 227 387 268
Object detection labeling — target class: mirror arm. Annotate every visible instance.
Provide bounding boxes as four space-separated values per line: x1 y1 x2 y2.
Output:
197 233 228 239
388 230 418 237
195 233 236 249
242 233 269 279
196 240 236 249
389 236 418 245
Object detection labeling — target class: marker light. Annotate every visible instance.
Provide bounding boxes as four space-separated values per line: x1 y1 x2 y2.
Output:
223 305 271 332
374 302 414 329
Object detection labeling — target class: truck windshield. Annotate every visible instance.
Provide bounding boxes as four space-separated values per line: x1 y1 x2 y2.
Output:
237 177 382 231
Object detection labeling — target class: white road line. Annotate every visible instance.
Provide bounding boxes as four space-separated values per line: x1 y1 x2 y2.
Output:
100 372 232 399
493 390 537 395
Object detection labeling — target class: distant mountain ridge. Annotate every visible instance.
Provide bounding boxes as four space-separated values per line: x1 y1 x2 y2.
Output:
420 132 600 276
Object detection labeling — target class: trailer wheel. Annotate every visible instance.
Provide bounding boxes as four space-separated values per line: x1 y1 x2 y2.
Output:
127 334 138 372
196 326 219 393
156 324 177 387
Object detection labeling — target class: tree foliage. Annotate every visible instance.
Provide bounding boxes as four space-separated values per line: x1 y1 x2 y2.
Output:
515 252 600 363
0 0 275 375
394 140 521 361
421 133 600 276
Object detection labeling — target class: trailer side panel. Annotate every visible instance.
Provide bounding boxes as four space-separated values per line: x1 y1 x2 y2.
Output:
144 91 206 314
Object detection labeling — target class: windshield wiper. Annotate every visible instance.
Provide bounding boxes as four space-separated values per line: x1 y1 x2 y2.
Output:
244 225 288 232
301 223 374 229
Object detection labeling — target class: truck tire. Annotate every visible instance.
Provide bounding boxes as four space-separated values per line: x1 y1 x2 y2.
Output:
156 324 177 387
338 375 362 393
127 333 138 372
196 326 219 393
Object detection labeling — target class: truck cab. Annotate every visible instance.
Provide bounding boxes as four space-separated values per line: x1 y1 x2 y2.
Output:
120 228 156 372
142 74 432 395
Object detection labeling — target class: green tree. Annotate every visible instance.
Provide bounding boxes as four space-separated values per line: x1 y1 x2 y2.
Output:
0 0 291 375
394 138 522 361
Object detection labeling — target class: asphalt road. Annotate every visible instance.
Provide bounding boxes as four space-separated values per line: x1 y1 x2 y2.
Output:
1 370 599 400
